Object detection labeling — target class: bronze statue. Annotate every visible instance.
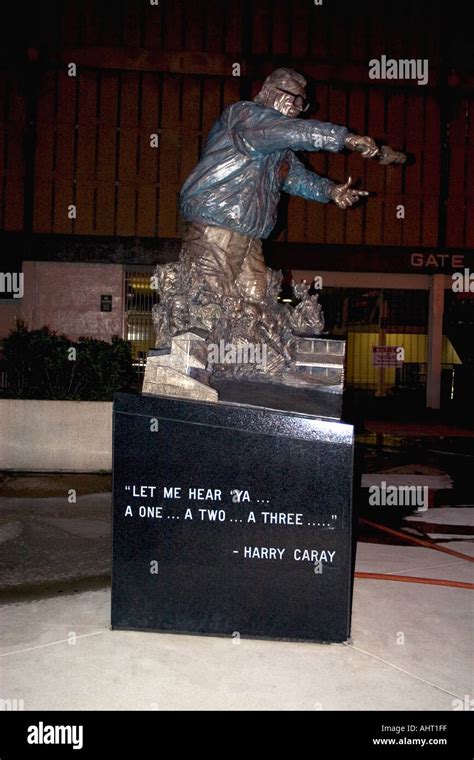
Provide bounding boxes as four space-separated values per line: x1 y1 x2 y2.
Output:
148 68 405 395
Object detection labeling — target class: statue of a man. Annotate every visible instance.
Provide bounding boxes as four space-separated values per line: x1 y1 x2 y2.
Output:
152 68 398 380
178 67 374 306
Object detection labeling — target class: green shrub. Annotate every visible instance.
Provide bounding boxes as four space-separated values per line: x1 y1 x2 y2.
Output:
0 323 135 400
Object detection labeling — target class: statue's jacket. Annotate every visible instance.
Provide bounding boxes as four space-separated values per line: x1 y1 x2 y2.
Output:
180 101 348 239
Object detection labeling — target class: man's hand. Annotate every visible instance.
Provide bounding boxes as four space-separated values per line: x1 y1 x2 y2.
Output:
329 177 369 209
344 133 379 159
378 145 407 165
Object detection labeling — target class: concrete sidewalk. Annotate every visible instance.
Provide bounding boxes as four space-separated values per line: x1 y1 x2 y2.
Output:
0 492 111 591
0 484 472 710
0 545 472 710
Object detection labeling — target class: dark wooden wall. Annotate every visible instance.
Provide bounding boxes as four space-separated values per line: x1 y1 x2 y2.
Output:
0 0 472 249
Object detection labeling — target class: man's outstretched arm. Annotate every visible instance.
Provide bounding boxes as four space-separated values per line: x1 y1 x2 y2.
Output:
231 110 348 155
231 106 378 158
283 153 369 208
282 153 335 202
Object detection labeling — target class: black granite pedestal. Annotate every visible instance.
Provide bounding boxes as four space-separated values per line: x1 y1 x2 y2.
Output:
112 390 354 642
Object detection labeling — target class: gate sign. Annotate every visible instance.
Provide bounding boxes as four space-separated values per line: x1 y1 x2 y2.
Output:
372 346 404 367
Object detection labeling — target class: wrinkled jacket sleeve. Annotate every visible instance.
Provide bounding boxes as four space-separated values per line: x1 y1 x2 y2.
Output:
231 111 348 157
282 152 334 203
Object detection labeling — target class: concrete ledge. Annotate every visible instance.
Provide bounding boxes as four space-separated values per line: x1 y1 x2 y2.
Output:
0 399 112 472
